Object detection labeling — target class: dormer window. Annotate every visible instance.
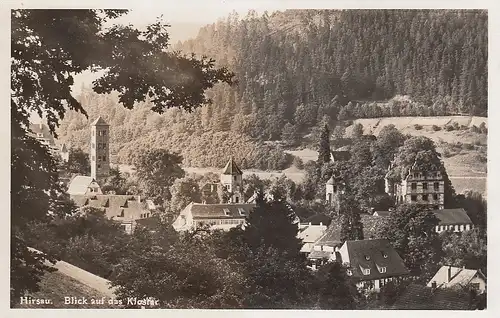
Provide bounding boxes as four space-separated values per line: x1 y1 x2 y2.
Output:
379 266 387 273
363 268 370 275
223 208 230 216
238 208 246 216
382 252 388 259
364 255 371 261
346 269 352 276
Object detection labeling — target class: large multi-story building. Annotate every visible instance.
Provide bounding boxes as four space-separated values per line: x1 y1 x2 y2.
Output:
385 164 445 209
90 117 110 181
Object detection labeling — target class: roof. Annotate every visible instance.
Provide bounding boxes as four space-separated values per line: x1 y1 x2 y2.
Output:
298 225 327 243
91 116 109 126
189 203 255 218
392 284 472 310
71 194 147 221
29 122 56 146
343 239 409 280
303 213 332 226
330 150 351 162
67 176 98 195
314 214 387 247
61 143 68 152
427 266 486 289
308 250 334 260
222 157 243 175
433 208 472 225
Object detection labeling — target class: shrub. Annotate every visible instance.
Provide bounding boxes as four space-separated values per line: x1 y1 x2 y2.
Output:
432 125 441 131
442 149 453 158
462 143 474 150
479 122 488 134
470 125 480 133
452 122 460 130
445 125 454 131
414 124 423 130
293 156 304 170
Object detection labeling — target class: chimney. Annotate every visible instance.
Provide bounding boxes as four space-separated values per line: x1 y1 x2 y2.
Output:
309 222 311 226
320 222 323 226
447 266 452 282
39 123 43 130
431 281 437 289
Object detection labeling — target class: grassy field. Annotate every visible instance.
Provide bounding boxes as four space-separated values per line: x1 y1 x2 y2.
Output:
114 116 487 196
14 271 115 309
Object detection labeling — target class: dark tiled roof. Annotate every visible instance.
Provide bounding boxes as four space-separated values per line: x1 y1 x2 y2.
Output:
330 150 351 162
190 203 255 218
432 208 472 225
392 284 472 310
91 116 109 126
71 194 147 221
344 239 409 281
221 157 243 175
314 214 386 247
303 214 332 226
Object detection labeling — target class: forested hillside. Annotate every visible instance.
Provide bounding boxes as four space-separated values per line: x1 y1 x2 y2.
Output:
57 9 487 167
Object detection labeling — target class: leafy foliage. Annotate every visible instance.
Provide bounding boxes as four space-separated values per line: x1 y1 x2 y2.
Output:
379 204 442 281
134 149 185 206
11 8 234 300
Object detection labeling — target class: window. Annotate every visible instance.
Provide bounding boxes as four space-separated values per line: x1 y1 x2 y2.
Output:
363 268 371 275
434 182 440 191
92 155 95 161
379 266 387 273
411 183 417 190
233 175 237 181
92 143 95 149
382 252 388 259
423 182 428 190
223 208 230 216
98 155 101 161
422 194 428 201
411 195 417 202
98 164 101 168
102 143 106 149
333 185 338 193
364 255 371 261
235 197 239 203
103 131 107 136
102 155 106 162
433 193 438 200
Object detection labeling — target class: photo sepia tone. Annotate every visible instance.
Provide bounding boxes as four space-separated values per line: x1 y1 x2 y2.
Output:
11 8 487 310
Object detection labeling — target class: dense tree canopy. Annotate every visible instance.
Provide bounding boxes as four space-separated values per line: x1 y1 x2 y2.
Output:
11 9 234 301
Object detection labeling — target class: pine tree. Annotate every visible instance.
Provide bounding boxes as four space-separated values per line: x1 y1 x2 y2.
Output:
317 124 331 165
339 195 364 243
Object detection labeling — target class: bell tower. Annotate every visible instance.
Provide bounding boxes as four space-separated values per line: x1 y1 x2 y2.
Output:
90 116 110 181
220 157 243 203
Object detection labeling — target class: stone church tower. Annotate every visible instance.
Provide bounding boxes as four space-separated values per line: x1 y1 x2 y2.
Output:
220 157 243 203
90 116 110 181
326 175 345 214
